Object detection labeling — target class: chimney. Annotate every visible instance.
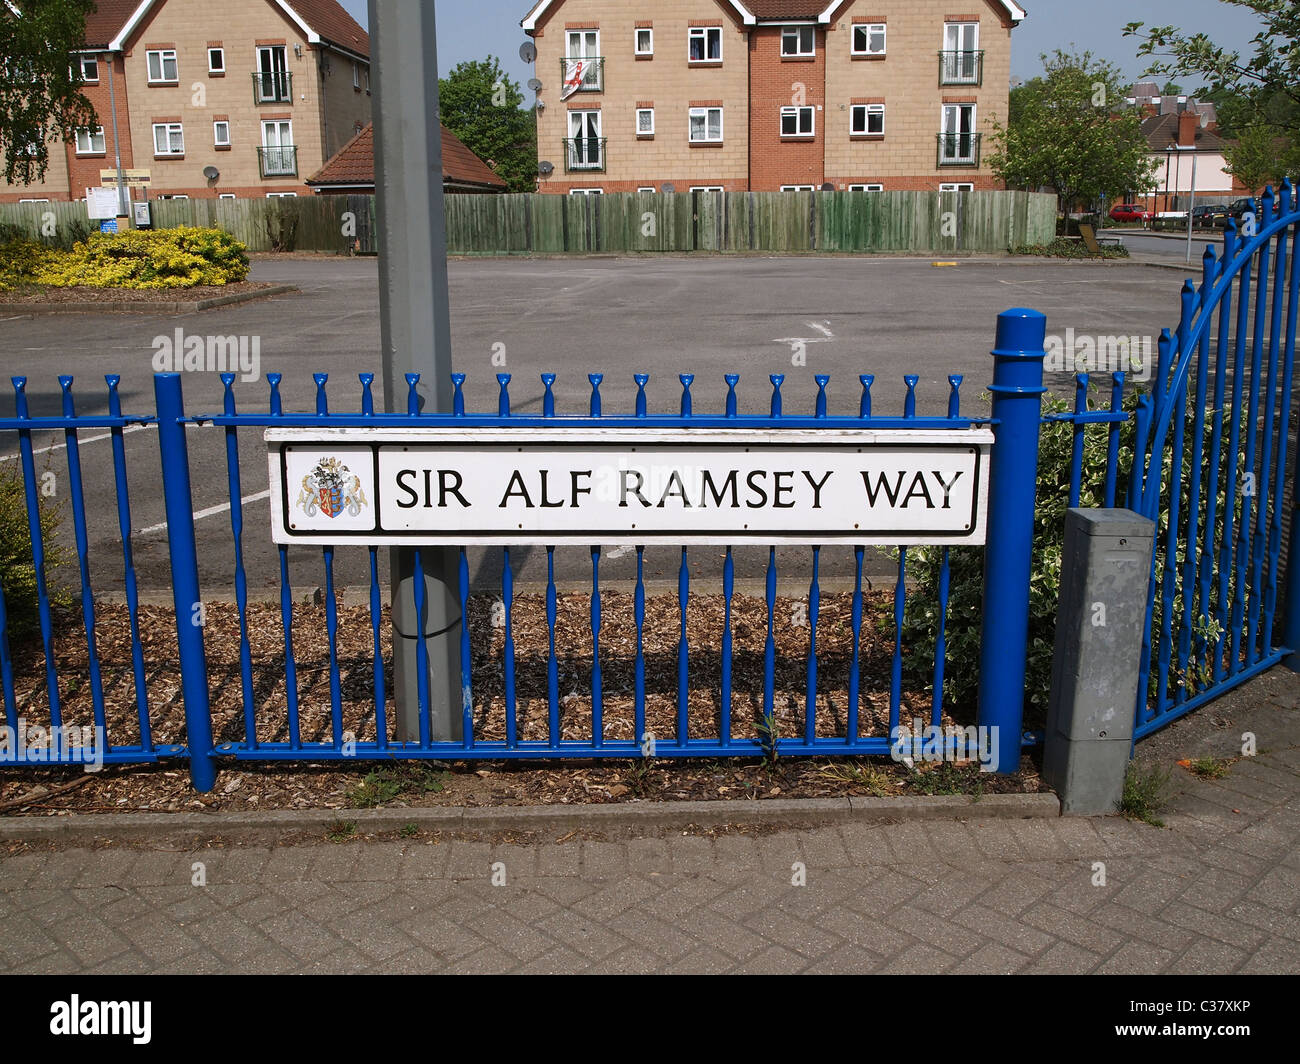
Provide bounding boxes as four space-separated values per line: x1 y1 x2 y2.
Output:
1177 110 1198 147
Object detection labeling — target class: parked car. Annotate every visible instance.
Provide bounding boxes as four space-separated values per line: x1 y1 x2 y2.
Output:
1109 203 1152 223
1228 197 1256 220
1191 203 1229 228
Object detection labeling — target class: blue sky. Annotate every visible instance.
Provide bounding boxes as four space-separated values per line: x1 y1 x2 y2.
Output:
339 1 1263 94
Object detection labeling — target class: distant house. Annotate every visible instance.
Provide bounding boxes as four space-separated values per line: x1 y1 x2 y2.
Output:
306 123 509 194
1141 109 1242 212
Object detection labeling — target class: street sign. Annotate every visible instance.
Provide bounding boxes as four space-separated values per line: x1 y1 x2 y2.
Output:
99 168 151 186
268 428 992 547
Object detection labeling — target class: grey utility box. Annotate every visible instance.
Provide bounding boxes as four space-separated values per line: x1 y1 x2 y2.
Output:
1043 508 1156 815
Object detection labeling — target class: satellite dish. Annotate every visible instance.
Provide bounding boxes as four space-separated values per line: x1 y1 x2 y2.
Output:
520 41 537 64
528 78 542 92
662 182 675 194
538 160 554 176
202 166 220 181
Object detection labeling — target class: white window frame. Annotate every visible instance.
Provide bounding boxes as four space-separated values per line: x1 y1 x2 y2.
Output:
152 122 184 156
941 22 980 84
208 47 225 74
780 185 816 191
352 60 361 88
849 183 884 191
18 198 50 203
851 23 886 56
157 194 189 200
146 49 178 84
689 106 723 143
689 186 723 193
635 28 653 56
266 192 298 198
850 103 885 136
688 27 722 63
569 188 603 196
637 186 656 193
781 105 814 137
939 182 974 192
566 110 603 169
940 103 977 163
213 120 231 147
781 26 815 57
74 127 106 154
78 56 100 82
219 193 237 200
636 108 655 136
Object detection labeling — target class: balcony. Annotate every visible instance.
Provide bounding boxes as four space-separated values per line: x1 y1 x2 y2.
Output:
560 56 604 94
564 137 606 173
937 132 981 167
252 70 293 104
939 50 983 86
258 145 298 177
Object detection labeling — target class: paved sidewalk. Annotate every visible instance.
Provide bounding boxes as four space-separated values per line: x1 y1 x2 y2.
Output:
1 670 1297 974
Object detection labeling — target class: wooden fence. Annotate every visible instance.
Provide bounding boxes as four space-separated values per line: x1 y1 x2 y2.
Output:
1 190 1055 255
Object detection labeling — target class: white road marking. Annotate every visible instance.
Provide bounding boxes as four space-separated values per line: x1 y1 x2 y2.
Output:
806 321 835 338
136 489 271 537
604 545 635 560
0 422 154 464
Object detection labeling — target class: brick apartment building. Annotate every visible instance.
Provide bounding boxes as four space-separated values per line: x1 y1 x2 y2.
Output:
521 0 1026 194
0 0 371 204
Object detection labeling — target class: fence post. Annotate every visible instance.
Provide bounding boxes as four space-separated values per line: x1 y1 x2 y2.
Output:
154 373 217 793
978 308 1047 774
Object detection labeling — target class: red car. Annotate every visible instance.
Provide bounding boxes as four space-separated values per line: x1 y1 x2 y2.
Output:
1109 203 1152 223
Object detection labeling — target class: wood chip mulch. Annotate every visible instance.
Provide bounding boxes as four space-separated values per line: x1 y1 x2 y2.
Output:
0 281 281 305
0 593 1044 816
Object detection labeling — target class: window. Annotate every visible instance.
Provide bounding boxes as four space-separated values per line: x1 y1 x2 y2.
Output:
566 110 603 170
781 106 814 137
18 198 50 203
213 120 231 147
939 183 974 191
689 186 723 192
208 48 225 74
939 104 978 164
851 24 886 55
261 119 295 175
689 106 723 142
781 26 815 57
941 23 981 84
564 30 602 92
851 104 885 136
219 193 237 200
849 184 884 191
74 127 106 154
352 60 361 89
569 188 603 196
157 194 189 200
635 28 653 56
78 56 100 82
636 108 655 136
152 122 184 155
266 192 298 198
146 49 178 83
637 186 656 193
689 27 722 62
780 185 815 191
257 46 291 102
363 67 370 92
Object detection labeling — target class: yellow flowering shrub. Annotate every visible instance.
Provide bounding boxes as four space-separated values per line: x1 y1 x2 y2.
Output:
0 235 57 291
15 226 250 290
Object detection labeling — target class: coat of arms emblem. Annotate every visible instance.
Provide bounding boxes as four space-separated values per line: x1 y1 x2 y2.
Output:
297 457 367 520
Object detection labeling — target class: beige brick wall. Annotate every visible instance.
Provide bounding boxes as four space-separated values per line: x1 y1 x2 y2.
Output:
317 47 372 161
823 0 1012 188
531 0 750 192
0 138 72 203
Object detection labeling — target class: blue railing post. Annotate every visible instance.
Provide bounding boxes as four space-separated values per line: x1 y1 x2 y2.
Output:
978 309 1047 773
154 374 216 793
1284 456 1300 670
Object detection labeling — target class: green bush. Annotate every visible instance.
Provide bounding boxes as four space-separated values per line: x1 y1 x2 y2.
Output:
33 226 249 289
0 462 69 645
901 383 1245 723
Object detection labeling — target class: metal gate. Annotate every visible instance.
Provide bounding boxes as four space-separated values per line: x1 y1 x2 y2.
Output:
1132 182 1300 737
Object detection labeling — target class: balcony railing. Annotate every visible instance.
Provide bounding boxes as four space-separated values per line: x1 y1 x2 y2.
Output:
939 50 983 86
253 70 293 103
564 137 606 173
560 56 604 94
258 145 298 177
937 131 981 167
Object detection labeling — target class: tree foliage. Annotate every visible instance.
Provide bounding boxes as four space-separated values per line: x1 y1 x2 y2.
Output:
437 56 537 194
988 50 1157 210
0 0 99 185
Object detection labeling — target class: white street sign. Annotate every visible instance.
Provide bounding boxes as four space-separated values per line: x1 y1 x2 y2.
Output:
267 428 992 547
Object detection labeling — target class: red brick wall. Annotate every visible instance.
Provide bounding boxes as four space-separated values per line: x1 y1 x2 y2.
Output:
748 25 825 191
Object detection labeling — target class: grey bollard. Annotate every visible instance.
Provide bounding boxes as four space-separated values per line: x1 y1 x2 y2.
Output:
1042 509 1156 815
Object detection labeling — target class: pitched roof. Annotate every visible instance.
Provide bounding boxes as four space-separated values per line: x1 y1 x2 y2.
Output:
306 123 509 191
1141 113 1227 152
522 0 1025 29
99 0 368 57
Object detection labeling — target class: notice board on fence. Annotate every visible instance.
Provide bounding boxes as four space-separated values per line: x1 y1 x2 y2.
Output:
267 428 993 547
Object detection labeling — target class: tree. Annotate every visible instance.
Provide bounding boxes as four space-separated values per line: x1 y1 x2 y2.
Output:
987 50 1157 214
0 0 99 185
1126 2 1300 197
438 57 537 194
